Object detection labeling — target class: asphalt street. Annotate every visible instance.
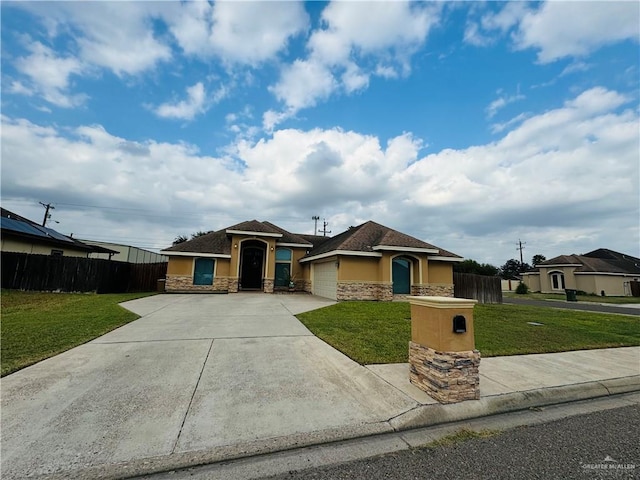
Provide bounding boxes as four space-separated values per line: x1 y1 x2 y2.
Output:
503 297 640 316
265 404 640 480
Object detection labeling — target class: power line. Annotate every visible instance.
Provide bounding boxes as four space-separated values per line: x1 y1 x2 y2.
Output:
321 219 331 237
516 239 526 264
39 202 54 227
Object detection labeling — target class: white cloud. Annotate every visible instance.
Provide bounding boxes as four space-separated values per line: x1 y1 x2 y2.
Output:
14 41 87 107
515 2 640 63
270 59 337 111
464 2 528 47
153 83 208 121
15 2 172 76
486 87 525 119
267 1 439 128
2 86 638 264
465 2 639 64
165 1 308 65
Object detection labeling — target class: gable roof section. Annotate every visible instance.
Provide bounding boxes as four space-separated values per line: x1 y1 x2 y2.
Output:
302 221 462 262
538 249 640 275
225 220 282 237
163 229 231 256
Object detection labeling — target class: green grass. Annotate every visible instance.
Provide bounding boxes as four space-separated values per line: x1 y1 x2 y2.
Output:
297 302 640 364
1 290 155 376
503 291 638 304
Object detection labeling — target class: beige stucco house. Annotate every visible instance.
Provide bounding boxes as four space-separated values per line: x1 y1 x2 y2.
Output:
0 208 113 258
161 220 462 300
522 249 640 297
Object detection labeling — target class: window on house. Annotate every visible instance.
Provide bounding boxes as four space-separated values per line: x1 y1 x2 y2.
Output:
275 248 292 287
50 249 63 256
550 272 565 290
193 258 215 286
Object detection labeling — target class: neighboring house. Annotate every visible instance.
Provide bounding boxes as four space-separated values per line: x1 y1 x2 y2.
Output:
161 219 462 301
522 249 640 296
80 239 167 264
1 208 116 258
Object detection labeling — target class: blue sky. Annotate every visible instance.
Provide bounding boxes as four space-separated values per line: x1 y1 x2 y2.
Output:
1 1 638 266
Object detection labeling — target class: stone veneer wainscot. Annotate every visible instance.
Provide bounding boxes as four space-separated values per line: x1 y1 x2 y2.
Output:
409 342 481 404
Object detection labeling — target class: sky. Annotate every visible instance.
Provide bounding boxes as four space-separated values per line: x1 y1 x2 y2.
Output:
1 1 639 266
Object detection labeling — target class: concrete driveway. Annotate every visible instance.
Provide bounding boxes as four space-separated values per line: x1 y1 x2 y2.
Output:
1 294 417 479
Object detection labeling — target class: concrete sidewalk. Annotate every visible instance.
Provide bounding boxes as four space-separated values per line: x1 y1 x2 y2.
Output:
1 294 639 480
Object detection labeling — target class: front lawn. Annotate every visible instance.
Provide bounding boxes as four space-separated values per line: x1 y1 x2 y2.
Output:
1 290 154 376
503 292 638 304
297 302 640 364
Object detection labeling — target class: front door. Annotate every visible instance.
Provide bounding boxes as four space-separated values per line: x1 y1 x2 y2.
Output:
392 257 411 294
240 246 264 290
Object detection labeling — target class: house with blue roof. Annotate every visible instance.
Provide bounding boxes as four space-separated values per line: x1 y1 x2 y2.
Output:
1 208 116 258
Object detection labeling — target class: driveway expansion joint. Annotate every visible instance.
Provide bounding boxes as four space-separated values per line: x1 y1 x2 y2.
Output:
172 339 215 455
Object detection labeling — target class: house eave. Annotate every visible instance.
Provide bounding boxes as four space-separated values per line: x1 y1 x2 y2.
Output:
427 255 464 262
300 250 383 263
574 272 639 277
161 251 231 259
226 229 282 238
372 245 439 254
539 264 581 268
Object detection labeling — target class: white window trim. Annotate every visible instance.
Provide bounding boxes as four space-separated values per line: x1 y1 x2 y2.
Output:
300 250 382 263
276 242 313 248
549 271 565 290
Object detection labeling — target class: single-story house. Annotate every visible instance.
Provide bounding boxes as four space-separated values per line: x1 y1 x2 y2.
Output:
1 208 117 258
522 248 640 296
161 220 463 300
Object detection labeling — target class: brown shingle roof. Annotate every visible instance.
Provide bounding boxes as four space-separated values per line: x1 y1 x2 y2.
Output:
306 221 461 259
226 220 282 235
162 219 462 260
539 249 640 275
163 229 231 254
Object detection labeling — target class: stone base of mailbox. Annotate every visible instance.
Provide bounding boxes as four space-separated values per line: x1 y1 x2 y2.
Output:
409 341 481 404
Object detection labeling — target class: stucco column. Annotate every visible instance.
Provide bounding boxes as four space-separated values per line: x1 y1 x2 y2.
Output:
408 296 480 404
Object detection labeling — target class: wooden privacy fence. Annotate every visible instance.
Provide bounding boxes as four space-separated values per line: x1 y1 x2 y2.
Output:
1 252 167 293
454 272 503 304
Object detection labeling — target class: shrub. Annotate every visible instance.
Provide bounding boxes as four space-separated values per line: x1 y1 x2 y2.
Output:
515 282 529 294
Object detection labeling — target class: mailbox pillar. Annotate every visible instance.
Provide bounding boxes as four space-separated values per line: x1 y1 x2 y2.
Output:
408 296 480 404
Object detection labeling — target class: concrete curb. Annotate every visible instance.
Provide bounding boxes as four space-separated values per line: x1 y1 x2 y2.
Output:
389 376 640 431
36 375 640 480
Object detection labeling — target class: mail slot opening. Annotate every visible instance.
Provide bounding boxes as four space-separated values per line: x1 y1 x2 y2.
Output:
453 315 467 333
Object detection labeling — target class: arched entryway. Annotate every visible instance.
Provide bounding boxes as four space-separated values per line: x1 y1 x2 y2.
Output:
240 240 266 290
392 256 412 294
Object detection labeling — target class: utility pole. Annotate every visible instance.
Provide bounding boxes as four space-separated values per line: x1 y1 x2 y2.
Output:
40 202 54 227
312 215 320 235
321 219 331 237
516 239 526 265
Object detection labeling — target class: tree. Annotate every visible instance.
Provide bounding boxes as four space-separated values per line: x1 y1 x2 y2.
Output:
531 254 546 266
172 231 211 246
499 259 531 279
453 259 499 276
172 235 188 245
